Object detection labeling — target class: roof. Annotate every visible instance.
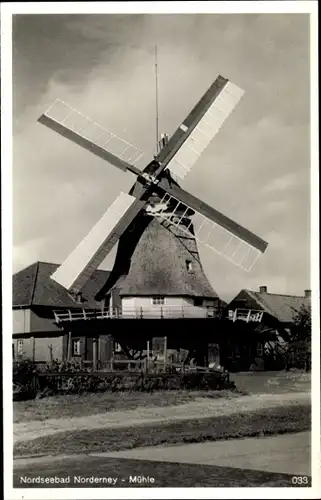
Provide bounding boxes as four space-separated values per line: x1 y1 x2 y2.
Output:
13 261 110 309
97 214 219 300
230 288 311 324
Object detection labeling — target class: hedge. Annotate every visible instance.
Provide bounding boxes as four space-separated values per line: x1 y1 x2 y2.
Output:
13 359 234 399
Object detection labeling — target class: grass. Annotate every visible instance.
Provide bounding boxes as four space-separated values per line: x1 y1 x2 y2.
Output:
13 455 311 488
14 403 310 457
230 371 311 395
13 389 243 423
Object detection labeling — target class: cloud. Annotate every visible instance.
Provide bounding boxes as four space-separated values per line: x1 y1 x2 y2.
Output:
12 13 310 300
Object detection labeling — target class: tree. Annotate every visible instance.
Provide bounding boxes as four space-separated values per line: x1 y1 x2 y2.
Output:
291 304 311 343
286 304 311 371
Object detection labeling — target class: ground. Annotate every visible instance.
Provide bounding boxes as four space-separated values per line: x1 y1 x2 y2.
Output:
12 371 312 488
13 370 310 424
13 389 240 423
13 454 311 488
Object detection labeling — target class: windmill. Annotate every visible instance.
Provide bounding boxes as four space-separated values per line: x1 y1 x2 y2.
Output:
38 73 268 362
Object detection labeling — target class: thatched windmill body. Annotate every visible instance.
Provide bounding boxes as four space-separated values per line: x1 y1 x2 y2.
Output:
38 74 268 362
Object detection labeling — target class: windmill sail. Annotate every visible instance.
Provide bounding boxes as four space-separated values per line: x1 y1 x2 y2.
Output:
155 75 228 171
155 188 267 271
37 71 269 294
165 81 245 180
51 193 146 294
38 99 145 176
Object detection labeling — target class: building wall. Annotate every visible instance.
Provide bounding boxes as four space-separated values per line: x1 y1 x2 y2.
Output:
13 308 62 336
34 336 64 362
12 336 64 362
30 309 61 333
13 337 33 359
13 309 31 334
121 296 216 318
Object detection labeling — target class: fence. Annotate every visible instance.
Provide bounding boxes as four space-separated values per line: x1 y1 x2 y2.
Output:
35 357 227 376
34 361 229 391
13 355 230 399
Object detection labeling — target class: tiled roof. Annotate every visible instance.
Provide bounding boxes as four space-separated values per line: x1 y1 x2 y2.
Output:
244 289 310 324
13 261 109 309
97 215 219 300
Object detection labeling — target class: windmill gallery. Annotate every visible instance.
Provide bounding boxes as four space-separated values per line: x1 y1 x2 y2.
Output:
13 73 295 374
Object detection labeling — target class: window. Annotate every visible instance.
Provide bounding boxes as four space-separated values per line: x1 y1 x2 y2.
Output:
72 339 81 356
194 297 203 307
114 342 122 353
186 260 193 272
17 340 24 356
152 296 165 305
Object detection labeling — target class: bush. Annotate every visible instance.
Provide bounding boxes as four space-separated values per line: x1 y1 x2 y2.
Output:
13 358 234 399
34 371 233 397
13 358 38 401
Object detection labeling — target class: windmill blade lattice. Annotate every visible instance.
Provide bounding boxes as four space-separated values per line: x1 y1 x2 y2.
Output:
165 81 245 181
51 192 146 294
39 99 146 171
156 193 262 271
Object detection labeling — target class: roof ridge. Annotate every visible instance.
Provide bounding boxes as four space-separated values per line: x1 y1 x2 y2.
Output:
37 260 59 266
29 261 40 306
245 289 307 299
245 289 275 316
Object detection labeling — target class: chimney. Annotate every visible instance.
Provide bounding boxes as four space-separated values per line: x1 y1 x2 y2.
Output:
259 286 267 293
304 289 311 298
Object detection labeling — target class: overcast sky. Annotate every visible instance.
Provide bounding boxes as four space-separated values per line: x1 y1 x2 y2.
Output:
12 13 310 301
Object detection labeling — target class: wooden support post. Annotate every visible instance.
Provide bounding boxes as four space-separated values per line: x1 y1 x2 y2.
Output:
67 332 72 361
31 336 35 363
93 338 97 371
48 344 53 364
147 340 151 372
164 336 167 372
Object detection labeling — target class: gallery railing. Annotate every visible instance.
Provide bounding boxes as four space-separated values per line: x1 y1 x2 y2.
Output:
227 308 264 323
53 305 221 324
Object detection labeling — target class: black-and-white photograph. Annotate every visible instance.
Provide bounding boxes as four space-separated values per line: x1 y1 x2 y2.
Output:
2 1 319 497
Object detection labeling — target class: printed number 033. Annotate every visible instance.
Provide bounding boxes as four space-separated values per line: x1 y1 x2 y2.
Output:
292 476 309 485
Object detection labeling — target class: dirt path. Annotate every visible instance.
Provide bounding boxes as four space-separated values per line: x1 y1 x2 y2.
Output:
14 391 310 444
